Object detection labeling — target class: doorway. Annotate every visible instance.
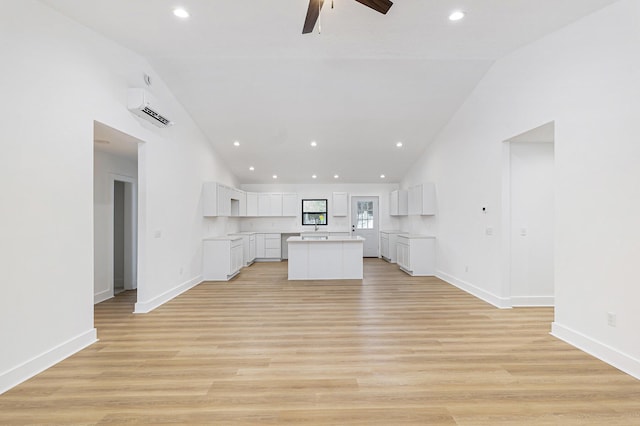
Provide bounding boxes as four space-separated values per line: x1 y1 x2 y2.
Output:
93 121 142 307
351 196 379 257
503 122 555 307
112 178 137 294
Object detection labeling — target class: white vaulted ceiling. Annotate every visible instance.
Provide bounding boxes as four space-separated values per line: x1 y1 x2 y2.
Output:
42 0 618 183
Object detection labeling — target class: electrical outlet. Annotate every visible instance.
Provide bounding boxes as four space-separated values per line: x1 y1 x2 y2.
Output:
607 312 617 327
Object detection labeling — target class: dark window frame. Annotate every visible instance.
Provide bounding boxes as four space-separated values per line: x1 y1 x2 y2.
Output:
301 199 328 226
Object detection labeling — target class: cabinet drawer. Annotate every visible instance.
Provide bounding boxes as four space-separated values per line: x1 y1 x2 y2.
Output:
265 238 280 249
265 248 281 258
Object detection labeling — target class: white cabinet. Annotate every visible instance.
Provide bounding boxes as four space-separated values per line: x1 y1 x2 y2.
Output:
255 233 281 260
270 193 283 216
380 230 404 263
257 193 284 216
396 234 435 276
408 183 436 216
332 192 348 217
256 233 265 258
229 233 256 266
282 193 298 217
390 189 408 216
203 182 219 216
203 183 245 217
203 237 243 281
258 193 271 217
246 192 258 216
203 184 299 218
381 233 390 260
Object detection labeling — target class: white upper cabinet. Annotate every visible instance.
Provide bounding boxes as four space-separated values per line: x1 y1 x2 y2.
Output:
390 189 408 216
282 193 298 217
246 192 258 216
202 182 219 216
408 183 436 216
270 193 283 216
258 193 271 216
332 192 348 217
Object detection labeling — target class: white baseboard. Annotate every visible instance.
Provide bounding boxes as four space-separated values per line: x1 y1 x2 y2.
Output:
0 328 97 395
134 275 202 314
94 289 113 304
551 322 640 380
436 270 511 309
511 295 554 307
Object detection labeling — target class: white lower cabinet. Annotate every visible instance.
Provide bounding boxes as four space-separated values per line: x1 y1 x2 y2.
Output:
228 233 256 266
203 237 244 281
255 233 281 261
380 230 404 263
396 234 435 276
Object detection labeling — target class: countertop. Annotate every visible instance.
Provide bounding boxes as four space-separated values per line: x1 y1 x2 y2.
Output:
287 236 365 243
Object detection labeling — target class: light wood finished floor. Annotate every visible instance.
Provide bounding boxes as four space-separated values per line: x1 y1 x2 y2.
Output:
2 259 640 425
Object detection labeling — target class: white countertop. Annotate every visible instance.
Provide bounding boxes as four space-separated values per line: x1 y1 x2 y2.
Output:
287 236 365 243
203 236 243 241
397 234 436 239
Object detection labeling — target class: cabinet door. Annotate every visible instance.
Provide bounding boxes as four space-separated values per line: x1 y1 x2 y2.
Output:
421 183 436 215
249 235 256 262
258 194 271 217
390 191 399 216
332 192 348 217
282 193 298 217
256 234 266 258
408 185 422 216
238 191 247 217
246 192 258 216
381 235 389 259
232 244 243 273
270 194 283 216
202 182 218 216
217 184 231 217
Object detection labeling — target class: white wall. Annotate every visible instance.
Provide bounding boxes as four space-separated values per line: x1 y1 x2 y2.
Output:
93 150 138 303
0 1 238 393
509 142 554 305
240 183 401 233
401 0 640 378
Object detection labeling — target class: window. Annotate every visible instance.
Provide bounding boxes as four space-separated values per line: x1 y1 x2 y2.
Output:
301 199 328 226
355 200 374 229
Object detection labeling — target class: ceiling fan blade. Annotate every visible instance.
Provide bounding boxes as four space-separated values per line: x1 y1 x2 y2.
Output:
354 0 393 14
302 0 325 34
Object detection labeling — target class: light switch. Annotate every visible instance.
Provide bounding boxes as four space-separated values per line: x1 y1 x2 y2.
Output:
520 228 527 237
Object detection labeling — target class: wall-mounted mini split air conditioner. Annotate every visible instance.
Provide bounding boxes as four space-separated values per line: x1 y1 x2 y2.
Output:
127 88 174 128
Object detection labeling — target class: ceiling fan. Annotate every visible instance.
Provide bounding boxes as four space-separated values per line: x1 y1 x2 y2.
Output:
302 0 393 34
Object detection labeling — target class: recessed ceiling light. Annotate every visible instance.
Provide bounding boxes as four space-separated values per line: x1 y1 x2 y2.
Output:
310 141 317 147
380 174 386 179
334 174 339 179
249 166 255 171
233 141 240 147
396 141 403 148
272 174 278 179
312 175 317 179
449 10 465 21
173 8 190 18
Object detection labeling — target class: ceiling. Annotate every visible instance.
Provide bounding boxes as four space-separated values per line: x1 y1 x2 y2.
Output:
43 0 618 183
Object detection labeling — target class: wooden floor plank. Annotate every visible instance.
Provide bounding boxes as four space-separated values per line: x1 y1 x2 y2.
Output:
1 259 640 425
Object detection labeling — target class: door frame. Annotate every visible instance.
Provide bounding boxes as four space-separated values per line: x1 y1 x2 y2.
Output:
108 173 138 297
350 195 380 257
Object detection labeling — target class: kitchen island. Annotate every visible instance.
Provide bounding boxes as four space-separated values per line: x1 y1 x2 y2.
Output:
287 235 364 280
